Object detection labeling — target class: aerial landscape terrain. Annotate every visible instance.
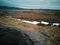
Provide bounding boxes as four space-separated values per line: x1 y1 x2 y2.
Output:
0 0 60 45
0 8 60 45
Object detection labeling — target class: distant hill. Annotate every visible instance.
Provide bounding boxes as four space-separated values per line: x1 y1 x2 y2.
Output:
0 6 60 11
0 6 25 10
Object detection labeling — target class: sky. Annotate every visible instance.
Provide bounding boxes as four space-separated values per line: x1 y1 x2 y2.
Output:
0 0 60 9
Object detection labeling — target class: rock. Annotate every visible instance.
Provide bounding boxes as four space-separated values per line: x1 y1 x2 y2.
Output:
0 25 33 45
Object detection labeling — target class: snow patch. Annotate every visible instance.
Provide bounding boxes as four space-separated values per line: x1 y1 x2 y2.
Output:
17 19 60 26
52 23 59 26
22 20 40 25
41 21 49 25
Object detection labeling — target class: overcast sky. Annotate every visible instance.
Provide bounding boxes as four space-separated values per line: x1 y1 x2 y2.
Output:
0 0 60 9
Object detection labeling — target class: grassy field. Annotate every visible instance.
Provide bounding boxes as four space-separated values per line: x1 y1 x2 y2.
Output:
0 10 60 45
0 11 60 22
0 16 60 33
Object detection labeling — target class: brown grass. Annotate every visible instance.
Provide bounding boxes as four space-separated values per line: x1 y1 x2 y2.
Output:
0 16 60 42
0 16 60 31
0 11 60 22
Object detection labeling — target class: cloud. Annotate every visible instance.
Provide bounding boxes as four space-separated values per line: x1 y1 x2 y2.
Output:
0 0 60 9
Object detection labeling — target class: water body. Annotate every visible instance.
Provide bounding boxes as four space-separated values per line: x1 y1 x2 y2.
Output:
0 9 32 12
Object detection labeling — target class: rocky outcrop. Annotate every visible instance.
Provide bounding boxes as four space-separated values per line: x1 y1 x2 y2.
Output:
0 25 34 45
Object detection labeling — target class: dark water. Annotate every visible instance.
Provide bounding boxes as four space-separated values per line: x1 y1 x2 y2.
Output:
0 9 31 12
